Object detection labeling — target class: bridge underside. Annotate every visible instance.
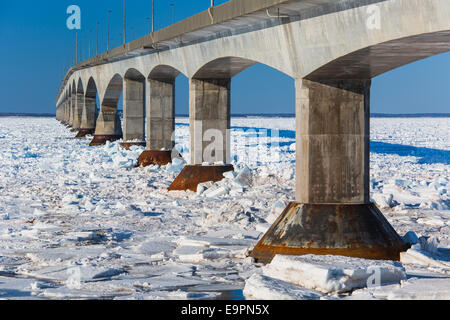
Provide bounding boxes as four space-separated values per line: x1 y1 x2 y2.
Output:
306 31 450 80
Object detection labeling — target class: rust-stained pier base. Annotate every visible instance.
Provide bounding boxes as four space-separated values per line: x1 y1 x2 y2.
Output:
137 150 173 167
75 128 95 138
168 165 234 192
250 203 408 263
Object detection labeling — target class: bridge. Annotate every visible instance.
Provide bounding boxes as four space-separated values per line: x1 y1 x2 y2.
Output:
55 0 450 263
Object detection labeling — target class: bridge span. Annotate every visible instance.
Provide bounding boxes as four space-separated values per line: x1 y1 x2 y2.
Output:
55 0 450 263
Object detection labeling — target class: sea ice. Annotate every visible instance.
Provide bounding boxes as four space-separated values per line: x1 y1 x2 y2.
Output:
0 116 448 300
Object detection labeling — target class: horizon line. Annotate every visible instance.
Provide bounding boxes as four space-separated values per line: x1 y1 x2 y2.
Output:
1 112 449 118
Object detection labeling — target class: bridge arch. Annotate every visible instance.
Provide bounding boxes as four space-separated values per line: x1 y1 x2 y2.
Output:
189 56 293 165
85 77 98 99
71 78 85 131
296 0 450 79
76 77 99 137
101 74 123 108
149 65 184 81
90 74 123 146
124 68 145 81
306 31 450 81
76 78 84 94
193 57 258 80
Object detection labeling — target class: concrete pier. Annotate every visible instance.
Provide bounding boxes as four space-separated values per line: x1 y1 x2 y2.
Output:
137 69 176 166
64 100 69 125
190 78 230 165
250 79 407 263
62 100 67 124
72 91 84 132
147 79 175 151
122 71 146 148
68 92 75 128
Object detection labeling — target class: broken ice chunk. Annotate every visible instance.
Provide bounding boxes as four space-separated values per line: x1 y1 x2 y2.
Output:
244 274 323 300
203 186 229 198
263 254 406 294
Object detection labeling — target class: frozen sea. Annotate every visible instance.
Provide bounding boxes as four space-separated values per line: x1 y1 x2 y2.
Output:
0 116 449 300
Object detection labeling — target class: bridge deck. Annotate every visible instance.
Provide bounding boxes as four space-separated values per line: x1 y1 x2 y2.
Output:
56 0 355 101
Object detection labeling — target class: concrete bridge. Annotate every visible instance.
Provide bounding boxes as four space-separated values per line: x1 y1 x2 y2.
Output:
55 0 450 263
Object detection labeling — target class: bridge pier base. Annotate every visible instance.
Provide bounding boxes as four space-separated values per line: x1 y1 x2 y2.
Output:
76 128 95 138
90 108 123 146
137 150 173 167
250 78 407 263
168 164 234 192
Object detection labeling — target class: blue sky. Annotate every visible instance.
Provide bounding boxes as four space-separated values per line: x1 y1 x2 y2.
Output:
0 0 449 114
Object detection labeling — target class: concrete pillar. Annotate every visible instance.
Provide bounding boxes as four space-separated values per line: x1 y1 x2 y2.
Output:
64 101 69 124
136 78 175 166
189 78 230 165
61 102 65 123
250 78 406 263
122 78 146 146
76 95 98 137
58 105 63 122
68 95 74 127
295 79 370 204
72 93 84 131
147 79 175 150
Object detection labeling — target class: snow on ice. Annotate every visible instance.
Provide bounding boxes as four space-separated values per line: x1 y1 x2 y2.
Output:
0 116 449 300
